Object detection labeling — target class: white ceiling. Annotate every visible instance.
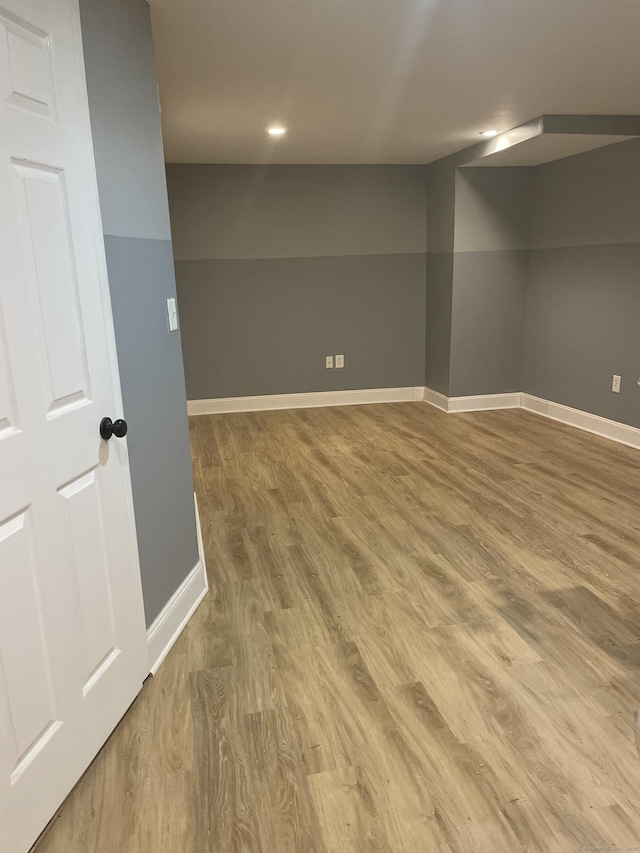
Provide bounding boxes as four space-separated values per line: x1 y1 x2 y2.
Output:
149 0 640 165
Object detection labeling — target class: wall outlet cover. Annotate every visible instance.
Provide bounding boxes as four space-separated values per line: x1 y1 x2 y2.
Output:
325 356 334 368
612 374 621 393
167 297 179 332
335 354 344 368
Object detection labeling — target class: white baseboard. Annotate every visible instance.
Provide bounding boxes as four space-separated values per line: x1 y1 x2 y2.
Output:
447 392 522 413
424 389 640 450
422 387 450 412
188 385 640 453
146 493 209 675
188 386 425 415
521 394 640 451
423 388 521 413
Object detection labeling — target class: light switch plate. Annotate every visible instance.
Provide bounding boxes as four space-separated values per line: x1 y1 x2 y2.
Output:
167 297 178 332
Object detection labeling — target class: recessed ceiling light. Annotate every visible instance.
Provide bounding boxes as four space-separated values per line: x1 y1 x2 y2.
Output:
481 130 498 138
267 126 287 137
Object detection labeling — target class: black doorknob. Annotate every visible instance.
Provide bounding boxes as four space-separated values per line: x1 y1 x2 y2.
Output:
100 417 128 441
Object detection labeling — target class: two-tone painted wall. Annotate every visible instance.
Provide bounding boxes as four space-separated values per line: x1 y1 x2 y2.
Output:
424 137 640 429
165 138 640 437
166 165 428 399
523 137 640 428
450 167 532 397
80 0 199 626
425 161 455 395
425 162 533 397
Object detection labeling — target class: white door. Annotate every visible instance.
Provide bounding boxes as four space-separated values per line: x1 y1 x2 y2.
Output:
0 0 147 850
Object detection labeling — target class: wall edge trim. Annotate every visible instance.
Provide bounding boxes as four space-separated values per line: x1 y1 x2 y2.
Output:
448 392 522 413
422 387 450 412
146 493 209 676
423 388 521 413
521 394 640 451
187 387 425 415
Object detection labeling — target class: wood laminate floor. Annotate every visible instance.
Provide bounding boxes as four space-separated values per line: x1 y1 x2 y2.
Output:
35 403 640 852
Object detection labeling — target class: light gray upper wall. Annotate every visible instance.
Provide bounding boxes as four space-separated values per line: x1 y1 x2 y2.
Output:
166 164 428 260
80 0 172 241
530 137 640 249
454 168 534 253
426 161 456 254
80 0 199 627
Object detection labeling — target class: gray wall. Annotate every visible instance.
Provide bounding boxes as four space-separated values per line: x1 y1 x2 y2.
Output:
523 137 640 428
425 162 455 394
426 138 640 423
529 137 640 250
449 168 533 397
167 165 428 399
80 0 199 626
449 250 529 396
424 252 453 395
425 163 533 397
167 135 640 432
453 168 532 254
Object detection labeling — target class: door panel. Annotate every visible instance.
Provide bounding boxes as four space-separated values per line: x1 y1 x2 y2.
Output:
58 467 119 690
0 1 147 850
0 9 56 120
12 160 91 416
0 509 58 773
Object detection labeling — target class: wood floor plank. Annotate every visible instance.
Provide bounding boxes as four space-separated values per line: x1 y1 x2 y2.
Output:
189 666 264 853
35 402 640 852
187 586 234 672
307 765 395 853
227 579 287 714
245 707 324 852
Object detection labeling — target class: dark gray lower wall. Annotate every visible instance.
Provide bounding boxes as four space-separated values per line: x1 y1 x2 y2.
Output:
449 250 528 397
175 253 426 399
104 236 199 625
523 243 640 429
425 253 453 395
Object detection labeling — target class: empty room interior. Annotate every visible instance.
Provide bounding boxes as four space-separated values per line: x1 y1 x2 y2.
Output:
3 0 640 851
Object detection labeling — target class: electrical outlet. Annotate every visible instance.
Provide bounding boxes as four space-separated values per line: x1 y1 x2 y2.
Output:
335 354 344 368
612 374 621 393
326 356 334 369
